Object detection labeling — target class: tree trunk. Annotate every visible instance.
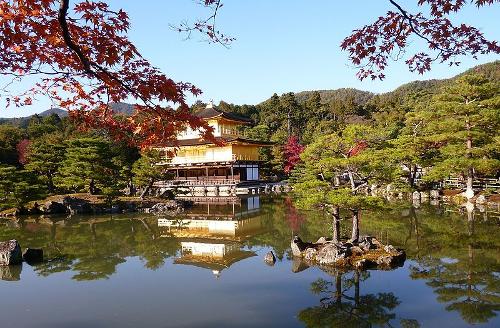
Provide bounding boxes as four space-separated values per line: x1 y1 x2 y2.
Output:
466 204 474 301
409 164 416 188
334 174 340 187
335 272 342 305
140 179 154 199
89 178 96 195
466 166 474 199
348 170 356 191
47 174 54 194
465 116 474 199
410 206 421 257
351 209 360 243
287 110 291 137
354 270 360 308
332 206 341 243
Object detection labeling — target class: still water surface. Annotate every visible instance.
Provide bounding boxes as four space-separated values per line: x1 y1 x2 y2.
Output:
1 196 499 327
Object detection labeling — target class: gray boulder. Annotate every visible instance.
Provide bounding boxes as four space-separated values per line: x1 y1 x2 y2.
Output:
358 236 383 251
0 240 22 266
146 200 186 215
376 247 406 268
264 251 276 265
63 197 92 215
315 237 331 244
350 245 364 257
291 236 314 257
316 244 350 265
42 201 68 214
304 248 318 261
353 258 375 271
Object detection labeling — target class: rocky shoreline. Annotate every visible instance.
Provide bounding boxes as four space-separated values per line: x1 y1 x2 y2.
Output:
291 235 406 271
0 194 191 218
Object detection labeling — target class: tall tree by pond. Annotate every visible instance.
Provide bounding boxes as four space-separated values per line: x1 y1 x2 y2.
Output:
292 125 392 242
411 74 500 198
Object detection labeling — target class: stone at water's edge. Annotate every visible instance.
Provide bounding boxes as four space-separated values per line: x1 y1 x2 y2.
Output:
42 201 68 214
291 236 316 257
291 235 406 270
0 240 22 266
22 248 43 264
264 251 276 265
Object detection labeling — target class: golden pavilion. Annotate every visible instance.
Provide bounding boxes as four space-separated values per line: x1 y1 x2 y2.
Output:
156 103 271 186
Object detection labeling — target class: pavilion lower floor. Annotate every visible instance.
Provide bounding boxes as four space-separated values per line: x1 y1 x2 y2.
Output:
164 162 260 186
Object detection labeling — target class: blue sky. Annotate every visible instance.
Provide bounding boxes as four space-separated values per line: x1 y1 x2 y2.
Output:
1 0 499 117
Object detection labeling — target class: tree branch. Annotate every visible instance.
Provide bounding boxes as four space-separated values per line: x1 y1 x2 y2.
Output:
58 0 93 76
388 0 444 52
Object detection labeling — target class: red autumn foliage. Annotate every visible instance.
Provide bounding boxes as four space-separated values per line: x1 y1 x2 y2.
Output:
341 0 500 80
16 139 31 165
0 0 214 148
284 197 305 232
283 135 305 174
347 140 368 158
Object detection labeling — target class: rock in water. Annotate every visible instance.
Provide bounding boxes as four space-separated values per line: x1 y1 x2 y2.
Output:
264 251 276 265
22 248 43 264
0 264 22 281
358 236 383 251
291 236 314 257
0 240 22 266
42 201 68 214
315 244 351 265
304 248 318 261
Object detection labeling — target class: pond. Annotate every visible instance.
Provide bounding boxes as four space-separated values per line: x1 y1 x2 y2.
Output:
0 195 499 327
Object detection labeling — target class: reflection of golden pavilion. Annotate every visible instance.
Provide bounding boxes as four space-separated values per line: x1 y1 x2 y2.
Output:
158 196 264 277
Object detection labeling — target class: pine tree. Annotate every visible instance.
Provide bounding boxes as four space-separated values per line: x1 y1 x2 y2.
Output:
293 125 389 242
55 137 118 194
0 165 46 210
25 136 66 194
415 74 500 198
132 150 168 199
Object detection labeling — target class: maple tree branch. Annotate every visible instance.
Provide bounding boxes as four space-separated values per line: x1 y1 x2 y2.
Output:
57 0 158 111
172 0 233 48
388 0 445 53
58 0 93 75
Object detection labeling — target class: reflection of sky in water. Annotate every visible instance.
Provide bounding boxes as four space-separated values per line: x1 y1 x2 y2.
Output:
0 196 498 328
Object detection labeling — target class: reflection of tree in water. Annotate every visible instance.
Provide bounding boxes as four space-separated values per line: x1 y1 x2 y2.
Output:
0 216 181 280
298 270 414 327
409 206 500 324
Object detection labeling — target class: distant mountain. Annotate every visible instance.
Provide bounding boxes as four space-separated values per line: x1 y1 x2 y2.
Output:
259 61 499 107
108 102 134 116
38 107 69 118
0 102 134 126
294 88 375 106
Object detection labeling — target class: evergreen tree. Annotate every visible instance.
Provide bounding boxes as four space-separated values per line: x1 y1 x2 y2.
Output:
280 92 304 138
0 164 46 210
55 137 118 194
132 150 169 199
27 113 63 139
25 135 66 193
416 74 500 198
293 125 390 242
